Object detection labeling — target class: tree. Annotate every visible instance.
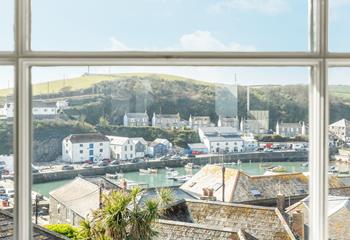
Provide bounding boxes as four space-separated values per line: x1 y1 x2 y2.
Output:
80 187 173 240
45 224 79 239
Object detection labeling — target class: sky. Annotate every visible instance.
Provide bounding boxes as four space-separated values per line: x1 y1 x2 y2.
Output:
1 0 350 88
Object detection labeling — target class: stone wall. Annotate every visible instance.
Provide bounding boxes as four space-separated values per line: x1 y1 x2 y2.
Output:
33 151 307 183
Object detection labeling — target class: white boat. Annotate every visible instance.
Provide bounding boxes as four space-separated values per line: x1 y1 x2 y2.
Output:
166 171 179 179
184 163 200 170
139 168 158 174
106 173 124 179
173 175 192 183
165 167 175 171
237 160 242 165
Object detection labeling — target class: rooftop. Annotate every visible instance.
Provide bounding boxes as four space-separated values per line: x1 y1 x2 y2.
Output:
180 165 308 203
49 177 100 219
157 199 295 240
124 112 148 118
65 133 109 144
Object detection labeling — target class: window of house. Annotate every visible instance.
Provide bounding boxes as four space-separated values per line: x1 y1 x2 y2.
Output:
2 0 340 239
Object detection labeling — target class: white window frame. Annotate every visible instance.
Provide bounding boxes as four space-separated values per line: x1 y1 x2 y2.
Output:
0 0 344 239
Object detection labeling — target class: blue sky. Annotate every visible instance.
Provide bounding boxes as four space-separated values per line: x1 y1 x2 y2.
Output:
1 0 350 87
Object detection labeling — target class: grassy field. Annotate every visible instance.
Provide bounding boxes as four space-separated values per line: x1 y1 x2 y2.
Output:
0 73 213 97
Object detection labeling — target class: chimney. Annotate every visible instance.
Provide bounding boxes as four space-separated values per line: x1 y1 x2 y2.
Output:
207 188 214 197
202 188 209 197
291 210 305 240
276 193 285 212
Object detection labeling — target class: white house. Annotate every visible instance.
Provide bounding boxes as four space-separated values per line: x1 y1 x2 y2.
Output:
240 110 269 135
0 100 59 119
276 121 307 137
189 115 213 129
217 115 239 130
241 134 259 152
198 127 244 153
123 112 149 127
329 119 350 142
107 136 147 161
62 133 110 163
152 113 181 129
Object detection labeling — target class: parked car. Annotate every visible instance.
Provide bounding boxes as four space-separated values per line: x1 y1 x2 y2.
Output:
82 163 93 169
84 159 93 164
110 160 120 166
61 165 74 170
32 164 40 173
97 161 109 167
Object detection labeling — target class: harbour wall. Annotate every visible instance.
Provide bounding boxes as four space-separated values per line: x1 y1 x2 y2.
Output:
33 151 308 184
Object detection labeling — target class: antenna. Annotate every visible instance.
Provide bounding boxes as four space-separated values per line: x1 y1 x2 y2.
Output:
247 85 250 115
234 73 238 118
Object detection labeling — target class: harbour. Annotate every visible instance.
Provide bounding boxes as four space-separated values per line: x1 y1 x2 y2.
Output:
33 161 308 197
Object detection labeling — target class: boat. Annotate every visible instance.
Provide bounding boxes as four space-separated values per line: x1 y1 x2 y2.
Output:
166 171 179 179
139 168 158 174
185 163 200 170
301 162 309 167
165 167 175 171
118 178 149 190
269 166 288 173
173 175 192 183
260 163 272 168
106 172 124 179
237 159 242 165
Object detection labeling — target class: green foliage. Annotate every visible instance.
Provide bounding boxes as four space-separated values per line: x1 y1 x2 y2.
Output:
80 187 174 240
45 224 79 239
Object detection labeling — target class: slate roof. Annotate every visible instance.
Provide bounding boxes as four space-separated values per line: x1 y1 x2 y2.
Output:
180 165 309 203
125 112 148 118
107 136 129 145
157 199 295 240
278 122 303 128
66 133 109 143
330 118 350 128
0 209 68 239
49 177 100 219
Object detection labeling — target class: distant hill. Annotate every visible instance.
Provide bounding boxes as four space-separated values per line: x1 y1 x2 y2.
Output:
1 73 350 127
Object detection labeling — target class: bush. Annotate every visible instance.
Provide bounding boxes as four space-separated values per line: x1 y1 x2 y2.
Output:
45 224 79 239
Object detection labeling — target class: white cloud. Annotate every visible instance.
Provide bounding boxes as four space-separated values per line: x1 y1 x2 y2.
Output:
210 0 289 15
179 30 255 51
109 37 129 51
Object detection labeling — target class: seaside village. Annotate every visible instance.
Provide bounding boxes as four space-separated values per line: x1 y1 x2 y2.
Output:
2 92 350 239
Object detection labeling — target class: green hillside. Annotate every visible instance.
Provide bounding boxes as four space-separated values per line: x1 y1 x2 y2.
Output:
0 73 213 97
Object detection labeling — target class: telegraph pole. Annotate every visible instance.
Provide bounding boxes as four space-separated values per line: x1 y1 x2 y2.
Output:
222 165 226 202
35 195 39 224
99 183 104 209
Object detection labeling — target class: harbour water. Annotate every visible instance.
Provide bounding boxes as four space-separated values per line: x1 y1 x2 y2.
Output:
33 161 308 197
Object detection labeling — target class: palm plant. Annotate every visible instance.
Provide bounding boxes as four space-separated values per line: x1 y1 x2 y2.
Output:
78 187 174 240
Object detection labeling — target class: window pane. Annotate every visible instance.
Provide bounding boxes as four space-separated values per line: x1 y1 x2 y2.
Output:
31 0 309 52
329 1 350 52
328 68 350 239
30 66 310 239
0 0 14 51
0 66 14 239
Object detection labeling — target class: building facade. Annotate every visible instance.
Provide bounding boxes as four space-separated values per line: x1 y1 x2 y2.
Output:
0 100 59 120
62 133 110 163
189 115 212 129
276 121 307 137
217 115 239 130
329 118 350 142
152 113 181 129
123 112 149 127
108 136 147 161
198 127 244 153
241 110 269 134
